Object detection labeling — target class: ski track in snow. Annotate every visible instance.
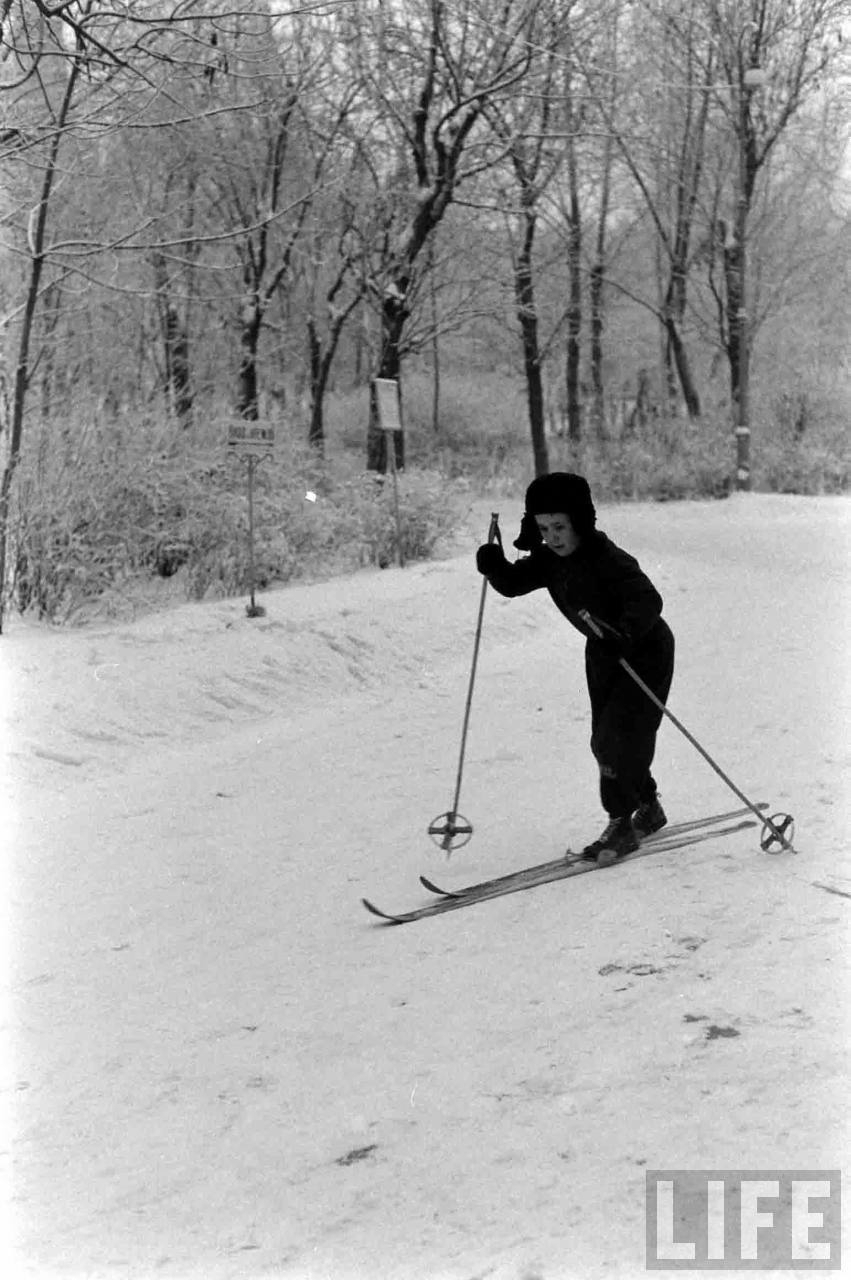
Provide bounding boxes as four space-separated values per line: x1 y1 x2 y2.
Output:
1 493 849 1280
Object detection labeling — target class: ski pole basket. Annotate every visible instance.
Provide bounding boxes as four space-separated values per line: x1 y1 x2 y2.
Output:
428 512 500 856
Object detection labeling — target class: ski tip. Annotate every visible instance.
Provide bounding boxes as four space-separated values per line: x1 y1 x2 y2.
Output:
361 898 403 925
419 875 463 898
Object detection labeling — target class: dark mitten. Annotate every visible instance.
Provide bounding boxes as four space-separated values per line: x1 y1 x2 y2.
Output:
476 543 506 576
513 511 542 551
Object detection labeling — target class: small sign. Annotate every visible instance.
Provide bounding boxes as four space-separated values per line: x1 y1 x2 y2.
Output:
374 378 402 433
227 423 276 452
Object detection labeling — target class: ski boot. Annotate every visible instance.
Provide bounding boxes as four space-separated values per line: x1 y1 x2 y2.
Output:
581 815 640 867
633 795 667 839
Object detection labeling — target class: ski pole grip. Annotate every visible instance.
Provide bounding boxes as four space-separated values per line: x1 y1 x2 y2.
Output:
487 512 501 547
579 609 603 638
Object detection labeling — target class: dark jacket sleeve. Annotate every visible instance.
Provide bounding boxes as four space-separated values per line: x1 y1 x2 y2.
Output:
481 549 550 598
597 546 663 643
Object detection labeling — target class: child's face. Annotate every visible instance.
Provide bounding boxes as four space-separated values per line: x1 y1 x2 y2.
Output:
534 512 579 557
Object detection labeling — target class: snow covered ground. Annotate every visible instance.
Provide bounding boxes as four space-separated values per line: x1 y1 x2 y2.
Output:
2 493 849 1280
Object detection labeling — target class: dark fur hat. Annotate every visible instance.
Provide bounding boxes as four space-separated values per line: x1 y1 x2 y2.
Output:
515 472 596 549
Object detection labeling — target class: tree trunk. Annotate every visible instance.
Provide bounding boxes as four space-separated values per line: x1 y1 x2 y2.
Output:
655 234 678 408
565 114 582 444
38 282 62 420
522 336 548 479
306 277 362 455
237 302 262 420
164 303 192 424
430 249 440 434
152 242 193 426
665 318 701 420
367 294 406 472
589 261 604 434
661 272 702 419
306 318 324 453
0 50 80 633
590 10 617 436
722 226 743 408
514 212 549 478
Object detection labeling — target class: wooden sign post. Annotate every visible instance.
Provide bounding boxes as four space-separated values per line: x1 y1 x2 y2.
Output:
373 377 405 568
226 423 276 617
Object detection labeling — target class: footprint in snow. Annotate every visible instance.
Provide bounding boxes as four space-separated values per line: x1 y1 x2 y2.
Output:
335 1144 378 1167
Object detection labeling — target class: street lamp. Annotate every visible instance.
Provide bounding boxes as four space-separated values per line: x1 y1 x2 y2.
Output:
734 64 766 492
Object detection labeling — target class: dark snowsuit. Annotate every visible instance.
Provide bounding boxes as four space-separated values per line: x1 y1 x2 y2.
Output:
482 531 675 818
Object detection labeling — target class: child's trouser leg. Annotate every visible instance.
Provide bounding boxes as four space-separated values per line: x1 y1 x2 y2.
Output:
587 625 674 816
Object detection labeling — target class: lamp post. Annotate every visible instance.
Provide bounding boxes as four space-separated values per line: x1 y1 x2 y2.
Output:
733 63 765 492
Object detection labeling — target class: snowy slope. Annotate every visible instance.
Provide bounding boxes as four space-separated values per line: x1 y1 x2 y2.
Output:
2 493 849 1280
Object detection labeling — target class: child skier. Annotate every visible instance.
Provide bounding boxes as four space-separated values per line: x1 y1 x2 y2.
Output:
475 472 675 865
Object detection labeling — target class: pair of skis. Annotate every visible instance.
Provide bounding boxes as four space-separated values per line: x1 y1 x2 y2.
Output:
362 803 768 926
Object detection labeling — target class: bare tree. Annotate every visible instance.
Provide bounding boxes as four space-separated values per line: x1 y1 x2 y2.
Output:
190 16 315 420
574 0 715 421
482 25 564 475
341 0 544 471
560 48 584 444
0 0 326 623
299 175 368 452
587 8 621 433
0 1 90 630
699 0 847 422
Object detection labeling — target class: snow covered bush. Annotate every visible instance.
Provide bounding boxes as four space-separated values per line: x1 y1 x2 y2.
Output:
6 413 467 622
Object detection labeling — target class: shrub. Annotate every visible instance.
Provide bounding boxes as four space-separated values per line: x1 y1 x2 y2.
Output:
7 356 847 625
7 413 468 622
565 417 733 503
751 362 850 494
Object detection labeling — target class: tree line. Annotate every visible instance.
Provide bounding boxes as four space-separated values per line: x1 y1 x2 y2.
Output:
1 0 847 574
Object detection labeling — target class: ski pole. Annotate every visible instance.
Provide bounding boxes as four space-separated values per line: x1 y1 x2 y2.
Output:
428 512 501 855
578 611 796 853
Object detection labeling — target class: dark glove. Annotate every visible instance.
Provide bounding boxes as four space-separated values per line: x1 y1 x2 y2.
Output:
513 511 542 552
476 543 506 576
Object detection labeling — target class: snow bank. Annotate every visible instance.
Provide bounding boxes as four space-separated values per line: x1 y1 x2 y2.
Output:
2 494 849 1280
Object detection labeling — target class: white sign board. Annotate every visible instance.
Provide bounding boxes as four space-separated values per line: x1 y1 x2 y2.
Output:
227 423 276 453
374 378 402 433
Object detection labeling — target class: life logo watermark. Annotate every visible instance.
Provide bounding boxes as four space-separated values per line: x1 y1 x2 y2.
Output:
646 1170 841 1269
